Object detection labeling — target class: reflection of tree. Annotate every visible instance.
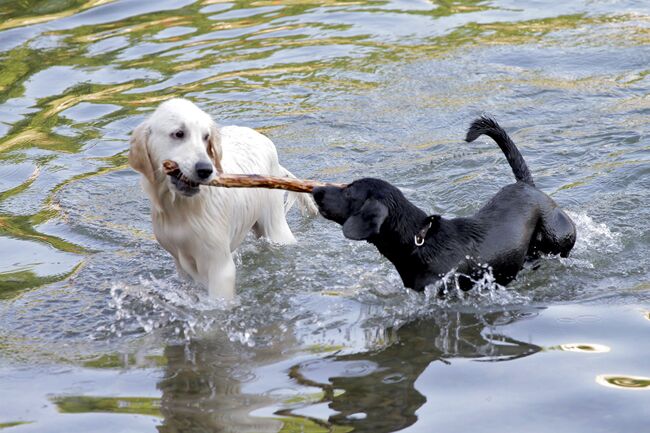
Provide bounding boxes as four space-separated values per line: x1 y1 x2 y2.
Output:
290 309 542 433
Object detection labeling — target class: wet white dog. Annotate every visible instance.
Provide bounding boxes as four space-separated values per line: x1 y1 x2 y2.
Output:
129 98 317 300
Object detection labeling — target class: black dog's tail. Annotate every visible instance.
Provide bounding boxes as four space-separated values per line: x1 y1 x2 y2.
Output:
465 116 535 186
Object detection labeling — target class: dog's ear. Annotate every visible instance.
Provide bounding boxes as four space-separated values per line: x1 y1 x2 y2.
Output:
343 199 388 240
128 122 156 184
207 123 223 174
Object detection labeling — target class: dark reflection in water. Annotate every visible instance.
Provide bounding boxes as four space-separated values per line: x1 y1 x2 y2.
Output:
288 309 541 432
153 308 540 433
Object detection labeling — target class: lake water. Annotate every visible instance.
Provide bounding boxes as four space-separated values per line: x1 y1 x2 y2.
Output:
0 1 649 432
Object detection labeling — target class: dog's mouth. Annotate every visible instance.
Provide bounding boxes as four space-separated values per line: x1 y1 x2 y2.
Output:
315 205 346 224
315 205 333 220
169 170 201 196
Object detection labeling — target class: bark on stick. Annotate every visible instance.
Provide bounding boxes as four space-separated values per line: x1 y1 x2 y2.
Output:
162 160 346 193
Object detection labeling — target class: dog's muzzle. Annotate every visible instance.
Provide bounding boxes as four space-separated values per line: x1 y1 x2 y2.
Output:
169 170 201 196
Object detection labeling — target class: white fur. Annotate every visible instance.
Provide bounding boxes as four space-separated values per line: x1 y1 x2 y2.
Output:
129 98 317 300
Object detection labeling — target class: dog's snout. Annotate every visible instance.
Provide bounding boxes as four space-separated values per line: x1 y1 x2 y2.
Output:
195 161 213 180
312 187 326 203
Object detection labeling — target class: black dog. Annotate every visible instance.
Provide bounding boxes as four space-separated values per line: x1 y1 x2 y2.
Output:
313 117 576 292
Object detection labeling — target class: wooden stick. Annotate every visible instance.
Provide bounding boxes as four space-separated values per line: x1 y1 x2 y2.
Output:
162 160 346 193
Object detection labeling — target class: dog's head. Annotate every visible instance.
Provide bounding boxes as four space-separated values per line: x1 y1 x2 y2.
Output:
129 98 223 197
313 178 392 240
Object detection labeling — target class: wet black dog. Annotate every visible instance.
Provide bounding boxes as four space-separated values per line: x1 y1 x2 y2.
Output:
313 117 576 292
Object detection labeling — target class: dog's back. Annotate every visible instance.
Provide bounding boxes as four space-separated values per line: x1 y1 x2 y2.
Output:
186 125 303 247
220 126 282 176
219 125 318 216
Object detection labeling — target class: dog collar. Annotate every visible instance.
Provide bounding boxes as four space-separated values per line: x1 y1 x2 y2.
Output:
414 215 440 247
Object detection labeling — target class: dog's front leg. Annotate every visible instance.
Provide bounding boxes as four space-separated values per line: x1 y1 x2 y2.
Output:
197 252 236 301
173 257 193 282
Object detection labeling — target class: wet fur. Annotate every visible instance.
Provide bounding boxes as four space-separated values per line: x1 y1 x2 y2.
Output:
313 117 576 292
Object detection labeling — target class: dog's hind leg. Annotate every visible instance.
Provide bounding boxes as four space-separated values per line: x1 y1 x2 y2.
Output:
534 208 577 258
254 213 297 245
254 194 297 245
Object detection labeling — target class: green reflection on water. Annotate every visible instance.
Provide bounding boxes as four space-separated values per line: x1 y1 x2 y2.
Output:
305 343 347 354
51 395 162 417
547 343 611 353
275 416 353 433
0 264 81 300
0 214 86 254
0 1 115 31
81 353 167 369
0 422 33 430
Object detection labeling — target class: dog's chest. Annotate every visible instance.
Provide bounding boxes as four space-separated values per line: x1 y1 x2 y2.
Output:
152 206 228 254
152 214 191 256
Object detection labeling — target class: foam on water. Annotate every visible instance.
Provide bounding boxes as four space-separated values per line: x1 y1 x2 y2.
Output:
105 273 322 349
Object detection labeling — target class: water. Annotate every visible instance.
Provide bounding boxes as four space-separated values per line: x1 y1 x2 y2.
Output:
0 1 649 432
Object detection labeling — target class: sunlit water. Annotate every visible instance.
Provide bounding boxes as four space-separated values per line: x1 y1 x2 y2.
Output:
0 1 649 432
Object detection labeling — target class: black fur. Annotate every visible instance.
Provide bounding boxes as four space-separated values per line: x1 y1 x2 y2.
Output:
313 117 576 292
466 116 535 186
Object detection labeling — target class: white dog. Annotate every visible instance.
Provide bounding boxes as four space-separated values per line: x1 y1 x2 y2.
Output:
129 98 317 299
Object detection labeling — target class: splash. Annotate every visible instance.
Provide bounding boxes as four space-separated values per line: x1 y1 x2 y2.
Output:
103 275 302 348
103 276 232 342
424 267 532 307
566 211 622 255
355 266 533 345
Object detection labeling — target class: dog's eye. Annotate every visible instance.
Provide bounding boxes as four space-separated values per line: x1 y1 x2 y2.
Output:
172 130 185 139
203 134 209 141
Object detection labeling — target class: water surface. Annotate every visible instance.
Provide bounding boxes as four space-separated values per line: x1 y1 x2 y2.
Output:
0 1 649 432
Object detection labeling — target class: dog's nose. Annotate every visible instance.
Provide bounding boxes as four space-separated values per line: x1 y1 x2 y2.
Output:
312 187 325 203
195 161 213 180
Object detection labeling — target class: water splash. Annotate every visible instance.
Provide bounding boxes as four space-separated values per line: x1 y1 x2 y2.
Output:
352 267 533 345
104 276 226 341
100 263 532 354
103 274 309 348
426 268 532 307
567 210 622 255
